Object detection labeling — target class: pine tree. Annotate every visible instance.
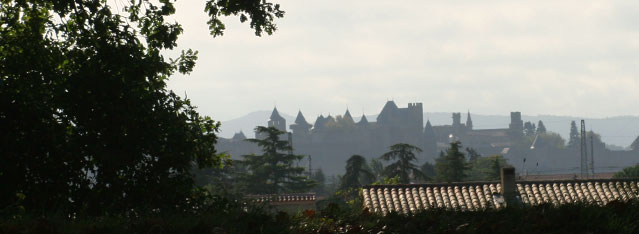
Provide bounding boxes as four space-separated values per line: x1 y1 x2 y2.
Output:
435 142 469 182
537 120 547 134
242 126 315 194
341 155 374 189
380 143 427 184
524 121 536 136
568 121 580 148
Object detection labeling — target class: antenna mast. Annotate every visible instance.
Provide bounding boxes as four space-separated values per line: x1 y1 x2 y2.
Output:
580 120 589 179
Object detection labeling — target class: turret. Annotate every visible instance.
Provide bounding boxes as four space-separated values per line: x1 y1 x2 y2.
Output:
268 107 286 132
342 109 355 125
466 111 473 130
290 110 312 135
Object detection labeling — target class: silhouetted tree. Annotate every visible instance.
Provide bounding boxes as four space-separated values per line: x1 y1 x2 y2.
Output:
466 147 481 162
0 0 284 214
368 158 385 183
340 155 374 189
467 155 510 181
435 142 469 182
312 168 327 195
568 121 580 148
524 121 536 136
380 143 427 183
613 165 639 179
537 120 547 134
420 162 436 180
242 126 315 194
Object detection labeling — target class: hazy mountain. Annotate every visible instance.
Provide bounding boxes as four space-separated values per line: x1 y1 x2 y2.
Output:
219 111 639 148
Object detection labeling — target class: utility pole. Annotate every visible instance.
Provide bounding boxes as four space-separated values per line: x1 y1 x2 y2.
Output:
580 120 588 179
308 155 313 177
591 133 595 176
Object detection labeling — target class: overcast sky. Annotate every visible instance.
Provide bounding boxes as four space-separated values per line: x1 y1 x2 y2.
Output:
165 0 639 121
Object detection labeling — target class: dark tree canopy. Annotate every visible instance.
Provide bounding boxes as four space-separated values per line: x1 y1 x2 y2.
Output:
240 126 315 194
340 155 374 189
380 143 426 184
568 120 580 148
0 0 284 214
537 120 547 134
435 142 469 182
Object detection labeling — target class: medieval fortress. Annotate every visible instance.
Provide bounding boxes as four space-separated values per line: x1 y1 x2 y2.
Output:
217 101 566 175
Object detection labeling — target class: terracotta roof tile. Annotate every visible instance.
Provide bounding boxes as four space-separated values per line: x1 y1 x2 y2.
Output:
363 179 639 214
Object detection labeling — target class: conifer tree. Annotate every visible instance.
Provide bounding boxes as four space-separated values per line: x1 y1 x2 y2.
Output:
537 120 547 134
242 126 315 194
435 142 469 182
380 143 427 183
568 121 580 148
340 155 374 189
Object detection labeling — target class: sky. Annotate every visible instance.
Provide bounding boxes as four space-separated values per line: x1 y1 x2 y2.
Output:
165 0 639 122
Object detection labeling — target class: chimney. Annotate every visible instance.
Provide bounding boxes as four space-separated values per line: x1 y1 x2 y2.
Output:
500 167 518 206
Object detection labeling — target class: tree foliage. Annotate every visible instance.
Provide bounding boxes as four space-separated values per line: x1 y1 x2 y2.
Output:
0 0 284 214
568 120 580 148
435 142 469 182
613 165 639 179
537 120 547 134
340 155 374 189
380 143 426 184
240 126 315 194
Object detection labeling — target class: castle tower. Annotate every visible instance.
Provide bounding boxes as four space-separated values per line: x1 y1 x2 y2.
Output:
342 109 355 125
357 114 369 126
377 100 398 124
231 131 247 142
509 112 523 137
423 120 437 157
452 112 462 129
313 115 326 131
268 107 286 132
466 111 473 130
290 110 312 135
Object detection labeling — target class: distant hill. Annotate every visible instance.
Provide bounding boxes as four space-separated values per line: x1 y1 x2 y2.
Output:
219 111 639 148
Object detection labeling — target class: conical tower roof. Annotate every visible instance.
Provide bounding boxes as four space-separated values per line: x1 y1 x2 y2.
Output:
377 100 398 123
342 109 355 124
232 131 247 141
294 110 311 126
466 111 473 129
424 120 436 138
269 107 285 121
357 114 369 126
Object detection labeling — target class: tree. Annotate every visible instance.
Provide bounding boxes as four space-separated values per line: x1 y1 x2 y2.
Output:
420 162 436 180
466 147 481 162
524 121 536 136
368 158 385 183
435 142 469 182
568 121 580 148
1 0 284 214
380 143 427 184
311 168 327 196
466 155 510 181
613 165 639 179
340 155 374 189
537 120 547 134
241 126 315 194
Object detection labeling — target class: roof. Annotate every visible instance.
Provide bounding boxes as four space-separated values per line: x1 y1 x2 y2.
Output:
247 193 316 205
377 101 398 123
231 131 247 141
358 114 369 125
342 109 355 124
362 179 639 215
270 107 285 121
293 110 311 126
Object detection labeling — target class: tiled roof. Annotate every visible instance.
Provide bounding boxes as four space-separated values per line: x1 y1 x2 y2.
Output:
248 193 316 204
362 179 639 215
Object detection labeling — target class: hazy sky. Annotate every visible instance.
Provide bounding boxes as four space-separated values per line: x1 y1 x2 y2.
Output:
165 0 639 121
